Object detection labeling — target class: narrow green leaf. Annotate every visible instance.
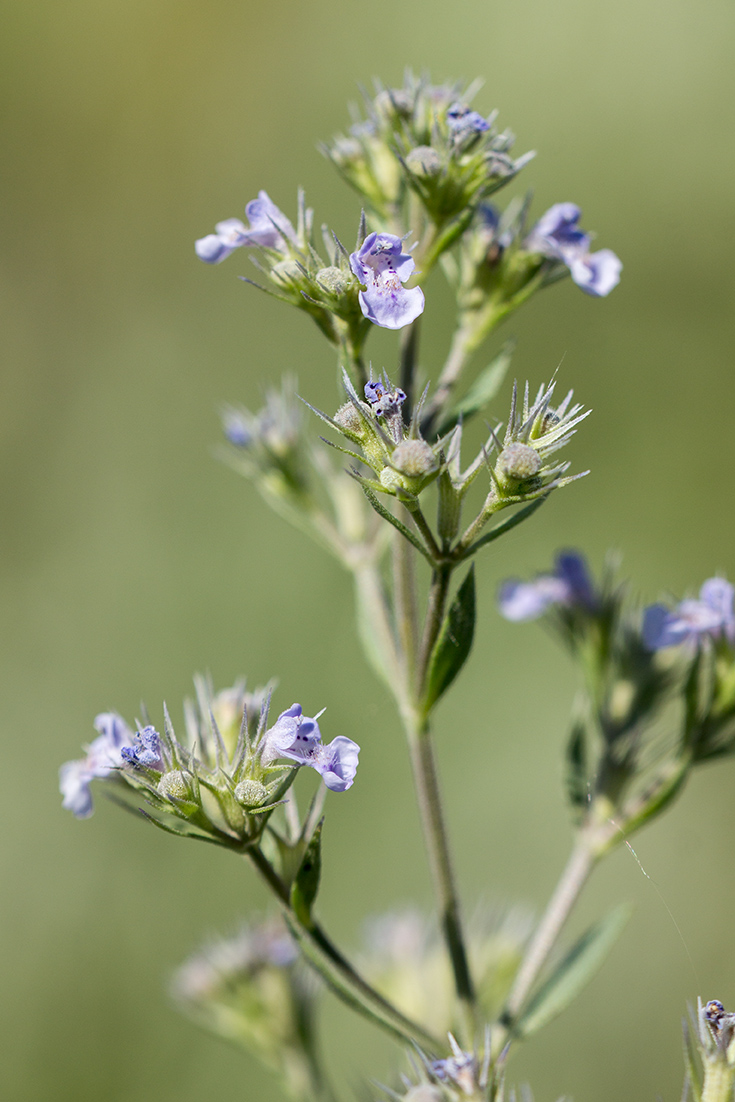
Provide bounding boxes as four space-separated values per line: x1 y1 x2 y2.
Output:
424 566 476 712
682 1018 703 1102
565 717 589 821
359 485 434 563
290 818 323 927
438 342 514 434
516 903 632 1039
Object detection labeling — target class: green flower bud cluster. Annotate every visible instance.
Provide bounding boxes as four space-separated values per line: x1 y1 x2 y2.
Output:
222 377 313 503
309 370 445 504
172 917 323 1098
116 679 298 847
322 72 533 242
242 190 371 355
488 379 590 507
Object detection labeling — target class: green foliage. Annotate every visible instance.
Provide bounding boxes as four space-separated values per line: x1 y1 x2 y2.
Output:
515 904 632 1039
424 566 476 713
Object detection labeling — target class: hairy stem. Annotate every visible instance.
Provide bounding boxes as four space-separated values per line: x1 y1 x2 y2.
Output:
393 515 419 677
399 317 421 417
406 715 477 1039
246 846 440 1052
422 324 475 434
501 836 596 1029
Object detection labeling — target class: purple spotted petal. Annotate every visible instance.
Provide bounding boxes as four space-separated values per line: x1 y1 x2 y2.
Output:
120 725 164 770
447 103 491 134
263 703 322 762
527 203 589 255
350 233 425 330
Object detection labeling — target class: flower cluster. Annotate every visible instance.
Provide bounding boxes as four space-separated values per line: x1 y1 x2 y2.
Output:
222 376 311 501
361 907 532 1037
323 73 533 231
59 680 360 840
308 370 445 504
172 917 321 1089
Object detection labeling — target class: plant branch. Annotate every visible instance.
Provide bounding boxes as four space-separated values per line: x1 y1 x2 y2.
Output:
500 835 597 1030
246 846 440 1052
406 715 477 1040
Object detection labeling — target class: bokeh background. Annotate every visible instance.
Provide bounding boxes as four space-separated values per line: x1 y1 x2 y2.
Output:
3 0 735 1099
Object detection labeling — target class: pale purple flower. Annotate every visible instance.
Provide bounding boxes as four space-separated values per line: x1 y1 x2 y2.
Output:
364 377 407 418
446 102 491 135
349 233 425 330
120 725 164 770
429 1036 480 1095
525 202 622 297
643 577 735 650
195 191 296 264
263 704 322 760
263 704 360 791
499 551 596 622
59 712 132 818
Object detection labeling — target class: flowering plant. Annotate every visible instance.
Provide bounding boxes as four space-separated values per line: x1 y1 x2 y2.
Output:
61 73 733 1102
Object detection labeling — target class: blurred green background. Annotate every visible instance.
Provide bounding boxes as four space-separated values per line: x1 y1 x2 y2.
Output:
3 0 735 1098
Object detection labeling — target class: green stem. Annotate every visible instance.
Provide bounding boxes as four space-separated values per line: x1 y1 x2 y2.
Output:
246 847 440 1052
399 317 421 417
407 502 444 564
406 714 477 1040
393 512 419 677
500 836 597 1031
422 323 476 434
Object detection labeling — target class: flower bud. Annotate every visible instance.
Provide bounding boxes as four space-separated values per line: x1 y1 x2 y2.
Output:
374 88 414 124
391 440 437 478
497 442 541 482
405 146 442 178
403 1088 444 1102
334 401 369 440
316 266 354 297
379 467 403 493
270 259 303 288
234 779 268 808
158 770 191 799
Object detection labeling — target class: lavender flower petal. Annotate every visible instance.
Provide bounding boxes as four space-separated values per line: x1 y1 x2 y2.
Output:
120 725 164 770
59 711 132 818
643 577 735 650
263 703 322 761
312 736 360 792
526 203 621 298
350 233 425 330
195 192 296 264
568 248 623 297
498 576 571 621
